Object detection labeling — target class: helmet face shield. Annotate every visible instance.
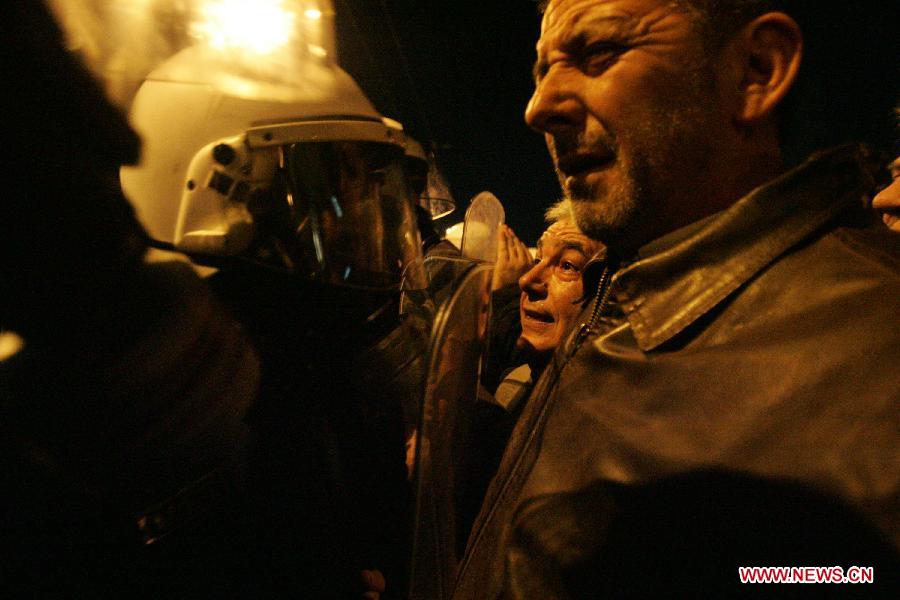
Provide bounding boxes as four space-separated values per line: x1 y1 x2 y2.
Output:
258 138 425 291
136 115 428 293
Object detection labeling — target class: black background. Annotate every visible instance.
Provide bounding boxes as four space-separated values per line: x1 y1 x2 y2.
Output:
335 1 554 244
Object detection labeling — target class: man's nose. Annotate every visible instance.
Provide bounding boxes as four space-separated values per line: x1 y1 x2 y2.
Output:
519 263 550 298
525 66 584 136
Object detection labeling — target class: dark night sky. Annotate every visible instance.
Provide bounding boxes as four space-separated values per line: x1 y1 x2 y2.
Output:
335 1 556 245
333 1 899 246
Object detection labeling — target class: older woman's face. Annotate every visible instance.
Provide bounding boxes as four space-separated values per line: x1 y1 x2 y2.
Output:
518 219 603 355
873 157 900 232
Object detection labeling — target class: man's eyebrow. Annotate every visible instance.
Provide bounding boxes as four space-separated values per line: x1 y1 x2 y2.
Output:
533 14 634 83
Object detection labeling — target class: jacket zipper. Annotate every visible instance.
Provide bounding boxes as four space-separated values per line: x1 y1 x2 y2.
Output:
569 263 616 359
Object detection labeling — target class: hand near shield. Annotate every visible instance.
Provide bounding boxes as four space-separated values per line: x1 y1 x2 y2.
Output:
492 225 534 292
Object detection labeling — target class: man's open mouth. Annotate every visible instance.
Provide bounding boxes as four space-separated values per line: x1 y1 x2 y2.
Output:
556 152 613 178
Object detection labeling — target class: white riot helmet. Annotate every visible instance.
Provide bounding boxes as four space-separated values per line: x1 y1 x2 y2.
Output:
115 0 425 291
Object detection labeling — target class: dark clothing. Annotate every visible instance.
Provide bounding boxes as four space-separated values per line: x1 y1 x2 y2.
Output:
454 145 900 598
482 284 526 394
3 5 264 585
504 470 900 598
1 257 416 597
209 265 415 598
1 262 259 596
2 2 413 595
2 174 414 596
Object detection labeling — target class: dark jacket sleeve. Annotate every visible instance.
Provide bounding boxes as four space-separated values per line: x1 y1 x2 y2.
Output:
481 283 524 394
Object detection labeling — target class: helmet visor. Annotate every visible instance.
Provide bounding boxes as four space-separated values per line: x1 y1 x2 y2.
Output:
271 140 425 291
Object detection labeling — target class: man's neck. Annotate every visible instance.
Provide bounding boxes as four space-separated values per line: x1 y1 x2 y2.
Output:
625 143 784 256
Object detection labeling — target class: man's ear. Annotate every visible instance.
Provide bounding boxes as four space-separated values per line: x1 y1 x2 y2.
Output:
730 12 803 125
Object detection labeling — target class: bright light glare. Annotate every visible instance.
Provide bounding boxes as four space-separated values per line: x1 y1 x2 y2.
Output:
193 0 297 54
0 331 24 362
304 8 322 20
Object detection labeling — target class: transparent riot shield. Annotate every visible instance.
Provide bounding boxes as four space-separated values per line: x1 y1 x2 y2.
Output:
408 255 494 600
460 191 505 262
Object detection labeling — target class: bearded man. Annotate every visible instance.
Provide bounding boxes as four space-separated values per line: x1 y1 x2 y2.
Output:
451 0 900 597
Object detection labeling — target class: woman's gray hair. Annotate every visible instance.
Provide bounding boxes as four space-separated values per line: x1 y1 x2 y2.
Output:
544 198 573 225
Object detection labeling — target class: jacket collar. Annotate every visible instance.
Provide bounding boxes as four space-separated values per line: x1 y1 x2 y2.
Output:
610 144 874 352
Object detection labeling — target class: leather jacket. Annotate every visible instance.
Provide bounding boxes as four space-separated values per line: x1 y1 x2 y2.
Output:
453 145 900 598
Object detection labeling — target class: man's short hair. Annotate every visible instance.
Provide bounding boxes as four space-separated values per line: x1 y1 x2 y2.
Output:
670 1 782 49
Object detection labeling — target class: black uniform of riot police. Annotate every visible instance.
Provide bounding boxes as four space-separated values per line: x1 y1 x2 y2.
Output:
1 2 416 597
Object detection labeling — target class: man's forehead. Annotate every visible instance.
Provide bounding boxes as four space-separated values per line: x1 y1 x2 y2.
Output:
540 0 664 35
537 0 672 58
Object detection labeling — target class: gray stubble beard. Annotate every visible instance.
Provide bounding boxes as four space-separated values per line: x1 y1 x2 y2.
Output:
560 148 650 254
558 70 718 254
